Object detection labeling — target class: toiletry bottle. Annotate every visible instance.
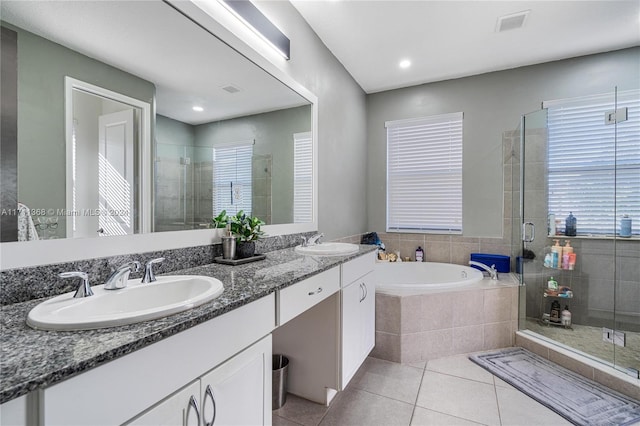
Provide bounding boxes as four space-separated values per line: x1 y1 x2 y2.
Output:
568 253 576 270
565 212 577 236
561 306 572 327
548 213 556 237
544 253 552 268
620 214 632 238
550 300 561 323
547 276 558 290
551 239 562 268
415 246 424 262
561 240 573 270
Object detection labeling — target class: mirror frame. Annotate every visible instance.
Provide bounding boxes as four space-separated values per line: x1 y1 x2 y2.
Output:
0 0 318 270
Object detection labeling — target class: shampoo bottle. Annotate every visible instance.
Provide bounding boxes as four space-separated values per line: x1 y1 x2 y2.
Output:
565 212 577 236
550 300 561 323
415 246 424 262
620 214 632 238
547 276 558 290
551 239 562 268
561 306 572 327
561 240 573 270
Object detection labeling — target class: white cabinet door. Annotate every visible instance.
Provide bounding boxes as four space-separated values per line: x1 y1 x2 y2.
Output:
200 336 271 426
341 271 375 388
341 278 364 386
127 380 200 426
360 272 376 358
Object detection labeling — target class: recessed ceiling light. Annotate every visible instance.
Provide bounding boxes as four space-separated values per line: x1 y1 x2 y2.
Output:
399 59 411 69
192 106 204 112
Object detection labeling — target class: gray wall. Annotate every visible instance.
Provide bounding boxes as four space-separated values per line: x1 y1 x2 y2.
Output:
366 47 640 238
5 22 155 233
255 1 369 241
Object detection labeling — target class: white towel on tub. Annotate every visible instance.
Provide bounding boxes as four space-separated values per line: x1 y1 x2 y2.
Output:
17 202 39 241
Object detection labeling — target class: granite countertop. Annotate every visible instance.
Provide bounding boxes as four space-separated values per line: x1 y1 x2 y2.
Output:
0 245 376 404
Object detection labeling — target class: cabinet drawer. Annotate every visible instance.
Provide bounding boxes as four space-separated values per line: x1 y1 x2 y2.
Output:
342 251 375 286
278 267 340 325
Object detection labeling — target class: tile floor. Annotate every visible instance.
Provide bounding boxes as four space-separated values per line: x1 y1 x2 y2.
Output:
273 353 572 426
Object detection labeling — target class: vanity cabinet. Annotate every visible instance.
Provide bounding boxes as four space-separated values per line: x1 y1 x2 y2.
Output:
272 251 376 405
341 268 375 386
128 336 271 426
41 294 275 426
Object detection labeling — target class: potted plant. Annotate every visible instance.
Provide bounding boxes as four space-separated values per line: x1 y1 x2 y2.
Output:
210 210 228 239
230 210 265 258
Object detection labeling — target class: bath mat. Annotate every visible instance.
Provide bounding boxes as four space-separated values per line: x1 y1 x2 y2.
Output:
469 347 640 426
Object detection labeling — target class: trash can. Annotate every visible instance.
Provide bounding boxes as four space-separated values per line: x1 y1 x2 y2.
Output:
272 354 289 409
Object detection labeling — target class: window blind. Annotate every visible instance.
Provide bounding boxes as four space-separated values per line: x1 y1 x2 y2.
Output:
545 90 640 235
293 132 313 223
386 112 463 233
212 142 253 217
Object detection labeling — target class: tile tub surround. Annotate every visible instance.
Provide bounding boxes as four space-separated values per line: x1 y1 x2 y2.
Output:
0 244 377 404
372 277 519 363
0 231 317 305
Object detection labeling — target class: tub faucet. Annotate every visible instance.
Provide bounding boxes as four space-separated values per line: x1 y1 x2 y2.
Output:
104 261 141 290
142 257 165 283
469 261 499 280
307 233 324 246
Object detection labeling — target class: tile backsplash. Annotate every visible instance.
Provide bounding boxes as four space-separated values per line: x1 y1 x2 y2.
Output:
0 232 315 305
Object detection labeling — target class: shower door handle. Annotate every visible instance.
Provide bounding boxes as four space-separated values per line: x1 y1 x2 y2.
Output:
522 222 535 243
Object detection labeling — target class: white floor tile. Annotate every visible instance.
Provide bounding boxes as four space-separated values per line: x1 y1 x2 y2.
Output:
410 406 485 425
349 357 424 403
417 371 501 426
426 354 495 385
319 388 414 426
495 386 573 426
273 394 329 426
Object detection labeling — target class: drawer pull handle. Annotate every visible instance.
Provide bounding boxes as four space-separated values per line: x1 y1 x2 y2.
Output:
186 395 201 426
308 287 323 296
204 384 216 426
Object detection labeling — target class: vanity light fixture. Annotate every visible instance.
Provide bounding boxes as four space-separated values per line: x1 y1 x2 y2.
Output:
219 0 291 60
192 106 204 112
399 59 411 69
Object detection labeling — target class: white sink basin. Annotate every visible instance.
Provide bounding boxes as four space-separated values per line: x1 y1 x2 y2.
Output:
27 275 224 331
295 242 359 256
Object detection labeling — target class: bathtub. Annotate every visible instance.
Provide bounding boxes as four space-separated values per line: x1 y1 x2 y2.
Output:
372 261 519 363
375 261 484 293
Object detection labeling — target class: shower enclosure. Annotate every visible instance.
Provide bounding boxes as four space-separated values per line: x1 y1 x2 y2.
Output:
512 87 639 378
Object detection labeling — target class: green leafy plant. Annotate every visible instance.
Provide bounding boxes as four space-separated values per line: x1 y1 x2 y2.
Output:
230 210 265 242
210 210 228 229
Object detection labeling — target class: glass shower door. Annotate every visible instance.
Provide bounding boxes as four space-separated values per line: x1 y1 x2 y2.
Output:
515 89 640 376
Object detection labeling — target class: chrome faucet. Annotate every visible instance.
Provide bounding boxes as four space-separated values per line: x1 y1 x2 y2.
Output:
300 236 308 247
104 261 141 290
142 257 165 283
307 233 324 246
59 271 94 298
469 261 499 280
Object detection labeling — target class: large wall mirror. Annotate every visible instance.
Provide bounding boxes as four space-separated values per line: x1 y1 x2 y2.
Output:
0 0 314 247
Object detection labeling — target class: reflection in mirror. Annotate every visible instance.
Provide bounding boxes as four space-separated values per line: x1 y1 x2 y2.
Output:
0 0 313 243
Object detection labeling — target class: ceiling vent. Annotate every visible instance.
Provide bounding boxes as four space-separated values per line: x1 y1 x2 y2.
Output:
221 84 242 94
496 10 530 32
